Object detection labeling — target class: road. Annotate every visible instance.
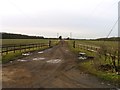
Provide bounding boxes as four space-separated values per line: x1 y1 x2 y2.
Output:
2 41 117 88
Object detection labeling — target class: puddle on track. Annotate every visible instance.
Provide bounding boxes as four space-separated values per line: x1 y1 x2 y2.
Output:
17 59 29 62
38 51 44 54
37 48 52 54
17 57 46 62
46 59 61 64
33 57 45 61
22 53 31 56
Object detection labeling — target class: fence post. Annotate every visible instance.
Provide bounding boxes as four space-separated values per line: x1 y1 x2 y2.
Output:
26 44 27 51
24 45 26 52
41 43 42 48
14 45 15 53
6 47 8 54
33 44 35 50
36 44 37 49
73 41 75 48
49 40 51 47
20 44 22 52
29 44 30 50
39 43 40 49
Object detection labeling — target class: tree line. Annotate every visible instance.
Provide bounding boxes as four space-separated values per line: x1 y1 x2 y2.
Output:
1 32 44 39
96 37 120 41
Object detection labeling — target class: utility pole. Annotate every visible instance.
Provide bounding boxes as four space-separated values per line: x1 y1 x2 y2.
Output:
70 32 72 39
118 1 120 75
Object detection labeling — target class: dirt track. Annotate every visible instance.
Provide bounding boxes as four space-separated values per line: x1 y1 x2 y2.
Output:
2 41 117 88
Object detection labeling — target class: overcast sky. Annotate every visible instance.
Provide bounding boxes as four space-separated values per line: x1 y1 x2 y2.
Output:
0 0 119 39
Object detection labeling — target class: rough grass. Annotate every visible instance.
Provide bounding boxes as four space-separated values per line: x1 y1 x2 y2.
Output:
2 39 49 45
2 46 49 64
75 40 118 50
80 60 120 86
67 40 120 86
2 51 22 64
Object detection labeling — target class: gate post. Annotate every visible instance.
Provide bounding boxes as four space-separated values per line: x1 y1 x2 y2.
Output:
49 40 51 47
73 41 75 48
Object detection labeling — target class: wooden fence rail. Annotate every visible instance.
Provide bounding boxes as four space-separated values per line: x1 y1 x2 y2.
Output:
76 43 118 58
1 43 49 55
77 44 100 52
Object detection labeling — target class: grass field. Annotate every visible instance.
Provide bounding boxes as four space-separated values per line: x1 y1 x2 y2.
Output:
2 39 50 45
75 40 118 50
1 39 59 64
68 40 120 85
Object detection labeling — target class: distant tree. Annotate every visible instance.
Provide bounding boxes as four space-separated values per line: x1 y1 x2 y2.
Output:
59 36 62 40
66 37 70 40
96 37 119 41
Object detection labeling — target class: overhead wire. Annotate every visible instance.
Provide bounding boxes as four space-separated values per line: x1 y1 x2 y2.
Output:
92 0 119 39
6 0 33 19
106 17 119 39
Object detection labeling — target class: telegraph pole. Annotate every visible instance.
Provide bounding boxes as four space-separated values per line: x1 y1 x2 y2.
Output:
70 32 72 39
118 1 120 74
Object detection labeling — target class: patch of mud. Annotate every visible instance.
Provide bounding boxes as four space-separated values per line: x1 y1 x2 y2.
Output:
46 59 61 64
2 68 32 84
33 58 45 61
43 48 52 52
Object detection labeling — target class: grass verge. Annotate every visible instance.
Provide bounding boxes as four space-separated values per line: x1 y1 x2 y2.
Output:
67 40 120 86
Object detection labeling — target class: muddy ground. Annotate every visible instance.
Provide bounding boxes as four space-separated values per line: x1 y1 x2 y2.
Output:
2 41 118 88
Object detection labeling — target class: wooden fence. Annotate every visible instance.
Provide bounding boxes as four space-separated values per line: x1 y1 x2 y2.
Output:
77 44 100 52
1 43 50 55
75 43 118 58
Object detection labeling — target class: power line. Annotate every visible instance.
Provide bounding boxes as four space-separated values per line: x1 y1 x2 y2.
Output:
7 0 32 18
106 17 119 38
102 16 120 45
70 32 72 39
